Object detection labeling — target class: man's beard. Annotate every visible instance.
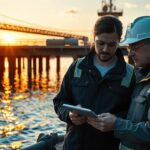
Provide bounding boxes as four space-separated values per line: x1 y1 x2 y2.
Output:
96 52 113 62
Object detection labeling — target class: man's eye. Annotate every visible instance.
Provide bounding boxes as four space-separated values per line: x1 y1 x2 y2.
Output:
97 42 105 46
108 42 117 47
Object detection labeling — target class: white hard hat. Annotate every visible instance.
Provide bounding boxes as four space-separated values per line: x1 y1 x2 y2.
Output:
121 16 150 45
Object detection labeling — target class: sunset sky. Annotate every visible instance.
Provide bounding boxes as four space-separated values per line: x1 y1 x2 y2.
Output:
0 0 149 43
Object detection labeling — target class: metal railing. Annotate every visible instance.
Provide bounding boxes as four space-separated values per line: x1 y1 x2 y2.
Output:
22 133 64 150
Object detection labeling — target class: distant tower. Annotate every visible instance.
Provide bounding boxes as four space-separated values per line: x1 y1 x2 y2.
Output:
97 0 123 17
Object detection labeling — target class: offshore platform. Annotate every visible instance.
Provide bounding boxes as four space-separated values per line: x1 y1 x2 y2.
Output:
98 0 123 17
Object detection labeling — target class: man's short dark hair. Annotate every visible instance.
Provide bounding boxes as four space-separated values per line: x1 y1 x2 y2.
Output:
94 15 123 40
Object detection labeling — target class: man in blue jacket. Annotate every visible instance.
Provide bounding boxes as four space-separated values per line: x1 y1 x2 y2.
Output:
53 15 135 150
88 16 150 150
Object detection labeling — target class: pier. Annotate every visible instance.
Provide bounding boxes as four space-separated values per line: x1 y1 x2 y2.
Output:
0 45 129 91
0 45 90 57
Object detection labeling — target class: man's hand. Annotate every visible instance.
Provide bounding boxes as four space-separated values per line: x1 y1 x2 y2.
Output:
87 113 116 132
69 111 87 125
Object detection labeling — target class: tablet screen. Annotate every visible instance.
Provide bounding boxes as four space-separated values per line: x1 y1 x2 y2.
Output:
62 104 97 118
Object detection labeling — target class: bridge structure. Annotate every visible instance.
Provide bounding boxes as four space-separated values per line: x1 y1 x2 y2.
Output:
0 14 90 58
0 22 88 45
0 21 90 57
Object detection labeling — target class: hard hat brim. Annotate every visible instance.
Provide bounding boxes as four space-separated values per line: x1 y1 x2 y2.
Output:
120 37 150 45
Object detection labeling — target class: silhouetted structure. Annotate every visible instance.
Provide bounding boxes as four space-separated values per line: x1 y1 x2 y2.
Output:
98 0 123 17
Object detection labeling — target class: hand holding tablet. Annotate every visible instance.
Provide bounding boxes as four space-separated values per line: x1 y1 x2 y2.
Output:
62 104 98 118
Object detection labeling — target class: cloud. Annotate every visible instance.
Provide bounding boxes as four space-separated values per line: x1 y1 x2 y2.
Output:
65 7 78 14
124 2 137 9
145 3 150 10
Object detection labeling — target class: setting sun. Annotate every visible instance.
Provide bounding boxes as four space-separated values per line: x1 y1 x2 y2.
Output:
3 34 15 44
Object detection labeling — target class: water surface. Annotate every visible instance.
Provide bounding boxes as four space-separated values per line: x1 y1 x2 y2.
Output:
0 57 73 149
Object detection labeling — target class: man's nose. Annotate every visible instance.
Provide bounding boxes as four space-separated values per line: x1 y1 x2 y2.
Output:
128 50 136 57
102 44 109 52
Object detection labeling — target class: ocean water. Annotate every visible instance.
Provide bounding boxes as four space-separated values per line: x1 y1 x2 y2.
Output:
0 57 73 149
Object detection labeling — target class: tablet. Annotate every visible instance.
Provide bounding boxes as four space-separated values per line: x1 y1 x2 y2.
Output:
62 104 98 118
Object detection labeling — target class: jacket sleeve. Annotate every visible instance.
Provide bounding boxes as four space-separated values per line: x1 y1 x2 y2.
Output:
114 116 150 145
53 61 76 124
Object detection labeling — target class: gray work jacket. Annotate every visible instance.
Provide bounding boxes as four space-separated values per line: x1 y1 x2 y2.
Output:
114 70 150 150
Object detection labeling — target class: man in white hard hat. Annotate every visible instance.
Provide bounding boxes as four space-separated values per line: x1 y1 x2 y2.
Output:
88 16 150 150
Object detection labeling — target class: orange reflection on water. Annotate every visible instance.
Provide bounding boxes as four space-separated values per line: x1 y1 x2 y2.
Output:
0 57 26 149
14 57 28 93
0 56 73 149
2 58 12 98
9 141 22 149
4 57 9 69
0 144 7 149
0 56 73 93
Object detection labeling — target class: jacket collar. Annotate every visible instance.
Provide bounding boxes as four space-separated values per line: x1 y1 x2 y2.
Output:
78 47 127 79
138 69 150 83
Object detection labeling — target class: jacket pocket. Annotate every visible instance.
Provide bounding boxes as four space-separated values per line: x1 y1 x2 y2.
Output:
72 79 89 87
107 82 129 97
133 96 148 121
71 79 89 104
135 95 147 103
107 84 130 106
